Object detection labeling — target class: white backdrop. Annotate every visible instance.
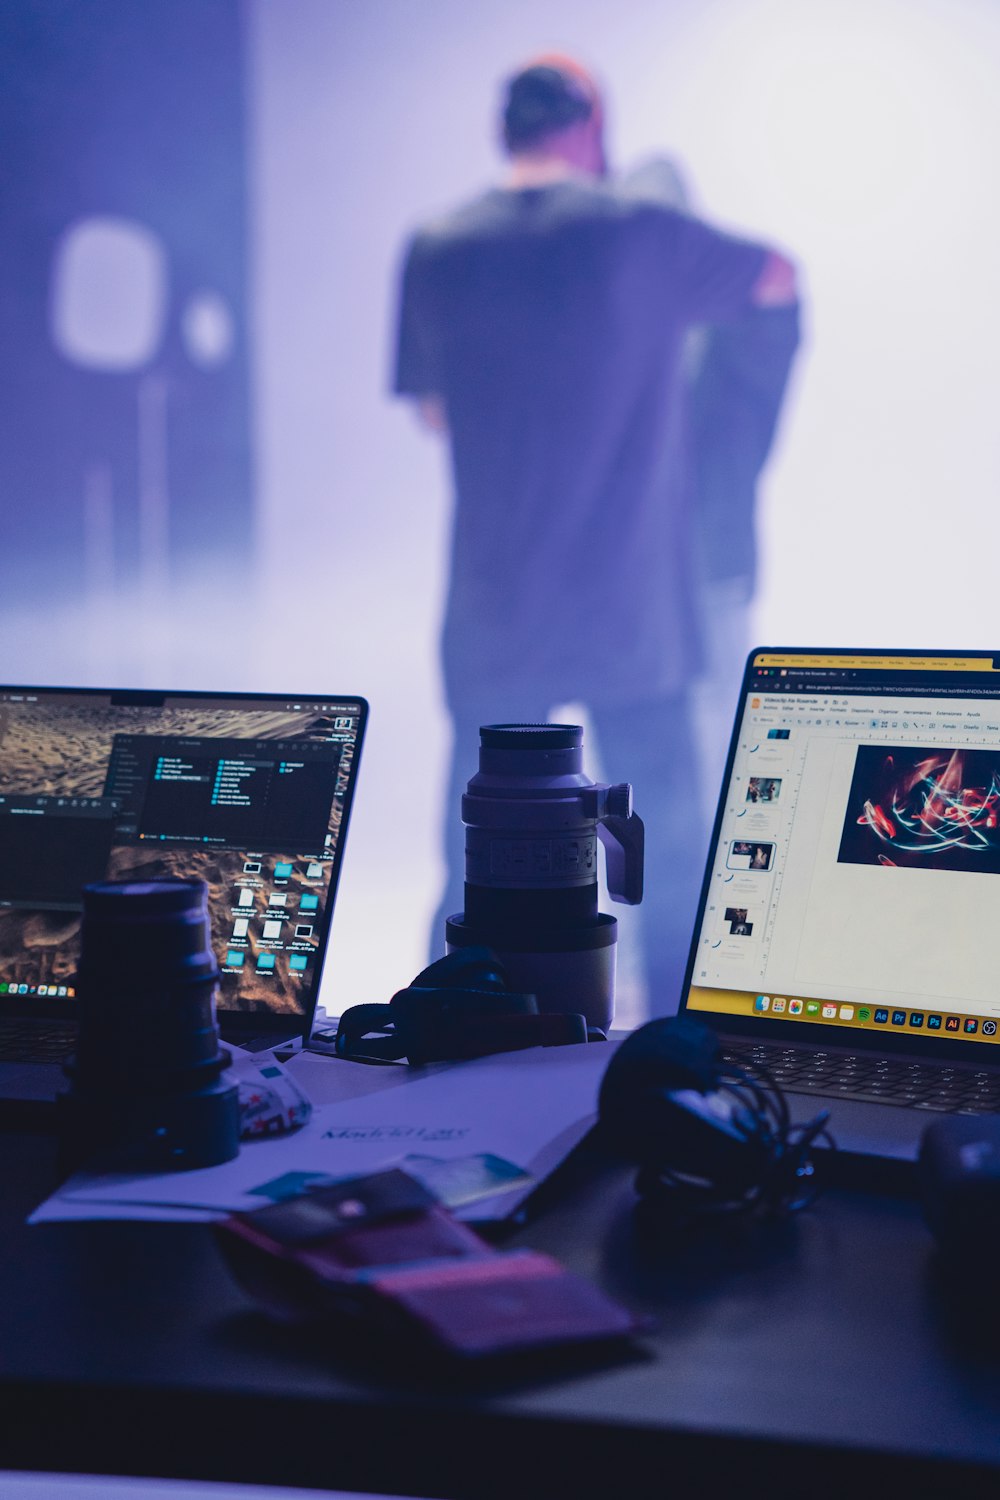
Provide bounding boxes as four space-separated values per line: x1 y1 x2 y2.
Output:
246 0 1000 1017
5 0 999 1021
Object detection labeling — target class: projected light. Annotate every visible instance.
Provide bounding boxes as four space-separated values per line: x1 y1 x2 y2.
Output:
50 216 167 371
181 290 235 367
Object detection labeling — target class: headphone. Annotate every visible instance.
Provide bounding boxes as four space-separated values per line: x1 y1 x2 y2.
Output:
598 1017 833 1224
335 947 602 1066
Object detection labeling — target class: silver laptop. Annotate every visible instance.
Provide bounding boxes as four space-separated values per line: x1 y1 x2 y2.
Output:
0 685 367 1104
678 647 1000 1160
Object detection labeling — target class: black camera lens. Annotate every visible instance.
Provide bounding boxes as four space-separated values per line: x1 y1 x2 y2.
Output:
479 724 583 750
444 723 643 1030
462 724 596 934
60 879 239 1171
75 879 224 1085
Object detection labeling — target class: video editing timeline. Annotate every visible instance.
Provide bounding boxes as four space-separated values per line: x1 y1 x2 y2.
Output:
687 653 1000 1048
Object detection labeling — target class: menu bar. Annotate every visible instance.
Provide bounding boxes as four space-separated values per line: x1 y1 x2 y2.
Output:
753 654 1000 672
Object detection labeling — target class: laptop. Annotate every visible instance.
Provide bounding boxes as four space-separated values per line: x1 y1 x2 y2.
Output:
0 685 367 1104
678 647 1000 1161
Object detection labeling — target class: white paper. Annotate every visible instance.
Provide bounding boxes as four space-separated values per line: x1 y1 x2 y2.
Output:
30 1041 616 1224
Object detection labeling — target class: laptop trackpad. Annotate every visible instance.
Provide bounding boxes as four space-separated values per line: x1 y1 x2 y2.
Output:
0 1062 66 1103
791 1091 929 1162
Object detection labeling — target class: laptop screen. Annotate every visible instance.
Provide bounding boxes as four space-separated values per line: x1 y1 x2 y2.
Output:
682 649 1000 1053
0 687 367 1033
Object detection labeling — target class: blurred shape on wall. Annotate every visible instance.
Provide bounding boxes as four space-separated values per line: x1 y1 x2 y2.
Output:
181 292 236 369
0 0 254 608
51 216 168 371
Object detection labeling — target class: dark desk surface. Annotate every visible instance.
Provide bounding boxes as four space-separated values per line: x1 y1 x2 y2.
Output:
3 1126 1000 1499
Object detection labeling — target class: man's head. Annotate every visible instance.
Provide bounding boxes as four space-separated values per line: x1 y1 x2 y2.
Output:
500 56 606 177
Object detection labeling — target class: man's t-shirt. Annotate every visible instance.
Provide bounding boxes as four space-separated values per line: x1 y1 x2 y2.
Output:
394 179 766 707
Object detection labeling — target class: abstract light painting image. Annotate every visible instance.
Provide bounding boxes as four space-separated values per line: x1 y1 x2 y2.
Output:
838 745 1000 873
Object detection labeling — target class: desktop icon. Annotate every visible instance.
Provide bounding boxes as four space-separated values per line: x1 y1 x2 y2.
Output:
964 1018 979 1034
891 1010 906 1026
984 1021 998 1037
873 1008 889 1024
839 1005 855 1021
909 1012 924 1028
771 998 787 1013
822 1003 837 1019
858 1007 871 1022
927 1015 942 1030
789 999 804 1015
754 995 771 1012
945 1016 961 1032
806 1001 820 1015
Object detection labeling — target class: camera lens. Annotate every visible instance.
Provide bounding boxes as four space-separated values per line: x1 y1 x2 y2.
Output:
462 724 596 934
445 723 643 1030
478 724 582 750
60 878 240 1171
75 879 224 1087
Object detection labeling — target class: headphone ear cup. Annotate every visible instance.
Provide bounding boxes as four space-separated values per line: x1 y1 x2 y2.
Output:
598 1018 724 1162
410 946 510 994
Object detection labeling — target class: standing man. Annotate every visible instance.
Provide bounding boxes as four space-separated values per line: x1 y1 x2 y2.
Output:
394 57 798 1014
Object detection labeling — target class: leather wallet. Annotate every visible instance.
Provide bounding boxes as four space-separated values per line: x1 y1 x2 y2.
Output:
218 1167 644 1362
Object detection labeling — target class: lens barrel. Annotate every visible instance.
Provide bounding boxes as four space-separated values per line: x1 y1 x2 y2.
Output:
445 724 643 1031
59 879 240 1171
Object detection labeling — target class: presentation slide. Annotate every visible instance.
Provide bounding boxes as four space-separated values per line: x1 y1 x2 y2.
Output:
765 738 1000 1011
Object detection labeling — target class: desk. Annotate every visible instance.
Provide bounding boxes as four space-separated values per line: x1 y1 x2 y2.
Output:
2 1125 1000 1499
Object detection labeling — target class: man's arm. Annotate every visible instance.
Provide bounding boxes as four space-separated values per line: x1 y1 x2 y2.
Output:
393 232 447 431
623 160 798 312
416 395 448 434
669 209 799 324
687 299 801 586
752 251 797 307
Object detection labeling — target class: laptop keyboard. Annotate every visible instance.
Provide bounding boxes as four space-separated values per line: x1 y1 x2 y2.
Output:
723 1042 1000 1115
0 1019 77 1063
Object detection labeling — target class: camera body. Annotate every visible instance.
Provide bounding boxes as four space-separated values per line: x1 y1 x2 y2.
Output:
444 724 644 1031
